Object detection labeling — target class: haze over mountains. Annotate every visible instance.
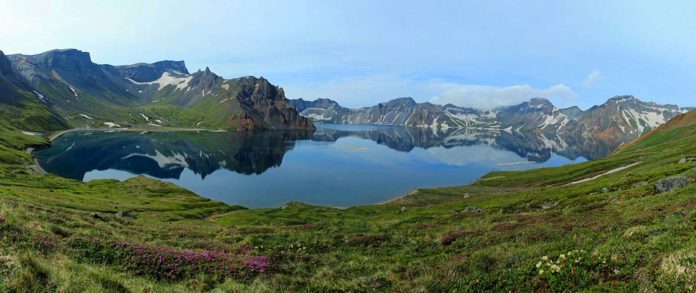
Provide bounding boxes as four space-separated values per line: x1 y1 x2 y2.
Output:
291 96 691 145
1 49 313 131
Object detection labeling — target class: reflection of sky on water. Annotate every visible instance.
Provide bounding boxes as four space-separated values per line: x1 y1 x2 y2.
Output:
80 132 585 208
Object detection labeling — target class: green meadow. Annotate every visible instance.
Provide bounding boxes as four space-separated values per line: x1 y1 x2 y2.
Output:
1 118 696 292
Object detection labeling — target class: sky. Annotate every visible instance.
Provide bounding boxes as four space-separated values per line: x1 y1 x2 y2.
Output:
1 0 695 109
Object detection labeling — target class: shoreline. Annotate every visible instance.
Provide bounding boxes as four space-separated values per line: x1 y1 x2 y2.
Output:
25 125 581 211
47 126 227 142
376 188 420 205
27 126 229 179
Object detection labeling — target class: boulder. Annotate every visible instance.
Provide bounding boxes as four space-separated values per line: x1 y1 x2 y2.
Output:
542 201 559 209
91 212 108 221
116 210 138 219
654 176 689 194
462 206 482 213
679 157 696 164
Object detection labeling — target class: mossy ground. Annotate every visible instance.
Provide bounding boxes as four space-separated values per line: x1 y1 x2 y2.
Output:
1 123 696 291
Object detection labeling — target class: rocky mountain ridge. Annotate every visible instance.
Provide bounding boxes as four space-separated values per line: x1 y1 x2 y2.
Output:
2 49 313 131
290 96 689 144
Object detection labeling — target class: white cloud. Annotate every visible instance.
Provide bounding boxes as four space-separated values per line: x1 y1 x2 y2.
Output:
429 83 577 109
583 70 601 87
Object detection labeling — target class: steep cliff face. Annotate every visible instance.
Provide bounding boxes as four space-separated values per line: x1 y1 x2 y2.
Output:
234 77 314 130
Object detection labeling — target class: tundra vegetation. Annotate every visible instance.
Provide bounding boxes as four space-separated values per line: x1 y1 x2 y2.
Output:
1 113 696 291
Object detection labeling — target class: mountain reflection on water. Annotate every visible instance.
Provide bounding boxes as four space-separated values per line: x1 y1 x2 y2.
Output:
34 124 618 207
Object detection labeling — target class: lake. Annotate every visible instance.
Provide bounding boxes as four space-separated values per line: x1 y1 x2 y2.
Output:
34 124 616 208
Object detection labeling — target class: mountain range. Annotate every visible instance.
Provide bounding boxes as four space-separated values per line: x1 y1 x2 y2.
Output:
291 96 692 145
1 49 313 131
2 47 691 146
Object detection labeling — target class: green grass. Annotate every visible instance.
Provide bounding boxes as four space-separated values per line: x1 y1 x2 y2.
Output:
1 123 696 291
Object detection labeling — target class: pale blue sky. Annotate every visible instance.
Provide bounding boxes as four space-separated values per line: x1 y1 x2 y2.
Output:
1 0 694 109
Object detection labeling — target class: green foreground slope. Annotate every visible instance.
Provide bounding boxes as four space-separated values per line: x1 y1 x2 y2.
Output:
0 115 696 291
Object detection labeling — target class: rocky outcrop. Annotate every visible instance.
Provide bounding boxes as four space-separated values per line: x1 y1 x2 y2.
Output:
235 77 314 130
654 176 689 194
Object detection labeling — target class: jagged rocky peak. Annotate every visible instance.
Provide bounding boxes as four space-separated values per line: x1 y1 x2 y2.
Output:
116 60 189 82
188 66 223 90
380 97 417 108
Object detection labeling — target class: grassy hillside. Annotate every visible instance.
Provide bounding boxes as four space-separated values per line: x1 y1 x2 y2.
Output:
0 115 696 291
0 79 69 132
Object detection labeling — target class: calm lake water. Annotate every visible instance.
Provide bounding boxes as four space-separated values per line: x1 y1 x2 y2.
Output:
35 124 613 208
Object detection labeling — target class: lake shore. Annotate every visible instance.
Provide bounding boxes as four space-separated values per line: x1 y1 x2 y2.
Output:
46 126 229 141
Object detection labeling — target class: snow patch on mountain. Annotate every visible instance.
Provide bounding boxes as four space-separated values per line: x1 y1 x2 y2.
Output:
69 86 79 97
33 91 47 103
127 72 192 91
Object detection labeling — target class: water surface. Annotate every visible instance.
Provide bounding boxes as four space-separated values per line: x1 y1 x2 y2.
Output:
35 124 615 208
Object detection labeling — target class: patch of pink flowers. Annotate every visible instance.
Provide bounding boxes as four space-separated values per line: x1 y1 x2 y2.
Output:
244 256 269 273
112 241 269 280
